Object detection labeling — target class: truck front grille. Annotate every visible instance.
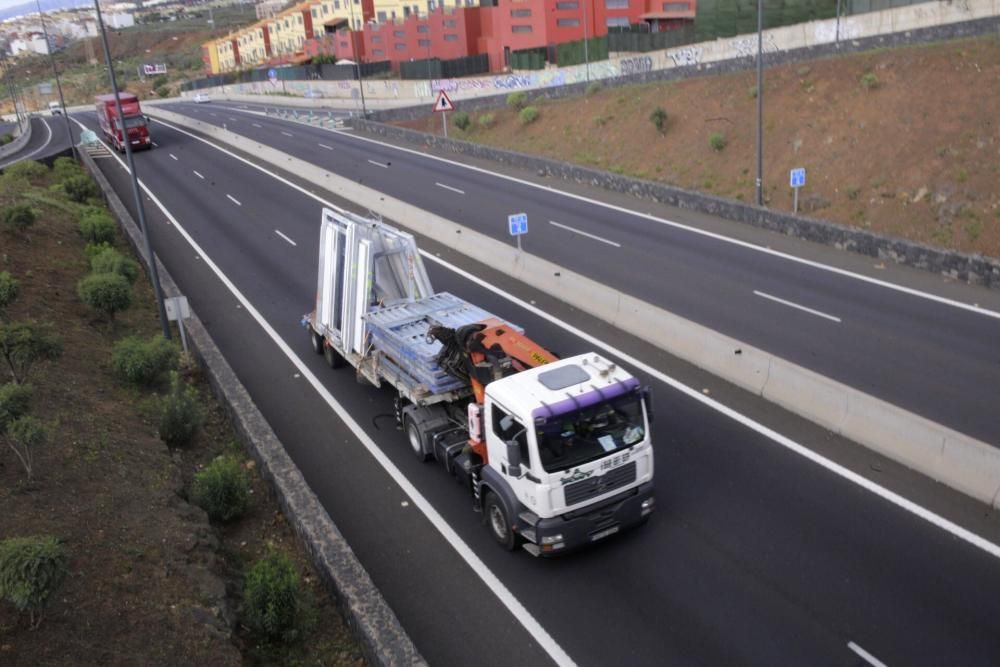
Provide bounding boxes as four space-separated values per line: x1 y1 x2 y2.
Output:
564 462 636 506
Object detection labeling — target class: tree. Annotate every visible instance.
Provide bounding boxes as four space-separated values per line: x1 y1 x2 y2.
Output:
5 415 47 484
0 536 67 629
0 272 18 321
77 273 131 322
0 383 33 432
0 322 63 384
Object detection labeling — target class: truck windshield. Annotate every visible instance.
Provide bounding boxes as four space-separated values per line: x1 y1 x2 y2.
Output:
118 116 146 130
536 393 645 473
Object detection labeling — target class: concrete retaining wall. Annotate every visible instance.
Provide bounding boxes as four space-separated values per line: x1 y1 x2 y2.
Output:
78 146 425 666
146 107 1000 509
0 117 33 162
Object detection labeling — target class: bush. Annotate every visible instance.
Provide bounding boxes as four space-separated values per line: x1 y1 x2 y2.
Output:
243 550 301 641
0 272 17 317
478 113 495 129
519 106 540 125
111 335 177 386
0 134 12 146
0 536 67 628
84 241 115 261
158 373 203 447
155 86 170 98
78 211 117 244
52 156 83 181
6 416 47 483
0 321 63 384
453 111 470 131
152 75 169 89
585 81 603 96
1 204 36 233
649 106 668 134
709 132 728 151
64 174 99 203
90 247 140 285
3 160 47 184
0 383 33 432
77 272 132 321
191 456 249 522
506 91 528 111
861 72 879 90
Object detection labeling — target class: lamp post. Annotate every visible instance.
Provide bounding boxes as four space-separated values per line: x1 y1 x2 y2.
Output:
35 0 76 158
347 0 367 117
94 0 171 340
0 50 22 132
754 0 763 207
581 0 590 83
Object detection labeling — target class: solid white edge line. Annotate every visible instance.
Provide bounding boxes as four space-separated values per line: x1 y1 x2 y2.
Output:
193 170 204 179
848 641 889 667
753 290 842 323
226 194 242 206
319 143 333 150
281 131 294 137
252 123 262 128
275 229 297 246
0 116 53 167
331 124 1000 320
549 220 621 248
81 116 575 667
435 182 465 195
146 116 1000 562
367 159 388 168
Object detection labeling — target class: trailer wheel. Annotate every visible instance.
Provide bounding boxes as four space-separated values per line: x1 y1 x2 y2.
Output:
405 417 431 462
310 330 324 355
324 344 346 369
484 492 516 551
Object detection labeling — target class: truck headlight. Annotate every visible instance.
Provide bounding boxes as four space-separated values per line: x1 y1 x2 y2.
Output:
540 534 563 545
641 498 655 516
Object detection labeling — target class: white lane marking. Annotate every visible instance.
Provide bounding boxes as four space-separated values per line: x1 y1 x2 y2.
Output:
193 170 204 180
848 642 888 667
334 126 999 320
169 153 178 161
549 220 621 248
226 194 242 206
0 117 53 168
152 141 159 147
209 112 217 117
281 131 293 137
228 117 237 121
252 123 262 128
88 119 574 667
435 182 465 195
754 290 841 323
148 116 1000 563
367 159 388 168
318 143 333 150
274 229 297 246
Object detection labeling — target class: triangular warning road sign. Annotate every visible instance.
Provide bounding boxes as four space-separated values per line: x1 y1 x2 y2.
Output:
433 90 455 113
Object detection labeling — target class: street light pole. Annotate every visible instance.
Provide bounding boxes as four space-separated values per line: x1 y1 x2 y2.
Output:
347 0 367 117
94 0 171 340
754 0 763 207
0 52 22 132
35 0 76 158
582 0 590 83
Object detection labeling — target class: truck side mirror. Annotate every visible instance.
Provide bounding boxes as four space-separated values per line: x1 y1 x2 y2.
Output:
506 440 522 478
642 386 654 423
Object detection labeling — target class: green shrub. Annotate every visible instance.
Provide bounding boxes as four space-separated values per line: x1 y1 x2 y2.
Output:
79 211 117 244
709 132 728 151
0 134 12 146
52 157 83 181
0 321 63 384
478 113 495 129
0 536 67 628
90 247 139 284
519 106 540 125
111 335 177 386
649 106 668 134
191 456 249 522
453 111 470 131
63 174 99 203
2 204 36 233
243 550 301 640
861 72 879 90
84 241 115 261
3 160 47 184
0 272 17 318
155 86 170 98
77 272 132 321
6 416 47 483
585 81 603 96
152 75 169 89
158 373 203 447
506 91 528 111
0 383 33 432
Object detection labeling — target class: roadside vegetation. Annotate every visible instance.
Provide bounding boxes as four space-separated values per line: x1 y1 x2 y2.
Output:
0 158 364 665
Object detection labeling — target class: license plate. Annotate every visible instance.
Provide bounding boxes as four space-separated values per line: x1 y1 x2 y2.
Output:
590 525 619 542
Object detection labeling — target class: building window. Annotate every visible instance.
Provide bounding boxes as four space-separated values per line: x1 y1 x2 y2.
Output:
373 48 384 55
605 0 628 7
395 43 407 50
418 38 430 46
417 24 429 32
443 33 458 40
557 18 579 26
377 11 387 20
510 8 530 16
312 8 317 17
511 25 532 32
444 18 456 26
298 15 303 24
340 41 349 47
662 1 688 9
605 16 629 26
394 30 406 37
372 35 382 42
556 0 579 7
427 0 435 9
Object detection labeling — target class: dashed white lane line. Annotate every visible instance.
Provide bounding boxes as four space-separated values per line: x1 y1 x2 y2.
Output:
252 123 262 128
848 641 888 667
209 113 217 117
754 290 842 323
549 220 621 248
151 141 159 147
281 131 294 137
435 182 465 195
367 159 388 168
228 117 237 121
169 153 178 160
275 230 297 246
318 143 333 150
226 194 242 206
193 170 204 179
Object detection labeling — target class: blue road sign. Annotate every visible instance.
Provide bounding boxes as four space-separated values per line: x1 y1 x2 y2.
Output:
508 213 528 236
790 167 806 188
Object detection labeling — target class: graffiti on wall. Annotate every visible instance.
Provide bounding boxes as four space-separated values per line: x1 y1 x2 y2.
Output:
619 55 654 76
730 33 780 59
669 47 703 67
813 18 861 44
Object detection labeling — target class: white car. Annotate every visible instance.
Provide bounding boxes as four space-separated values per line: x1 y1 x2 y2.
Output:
193 93 211 104
48 101 64 115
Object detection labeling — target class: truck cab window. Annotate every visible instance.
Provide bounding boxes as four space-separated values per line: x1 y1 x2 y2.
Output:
492 404 529 467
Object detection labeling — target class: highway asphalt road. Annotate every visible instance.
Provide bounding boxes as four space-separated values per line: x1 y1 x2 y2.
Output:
72 112 1000 666
0 114 73 169
152 100 1000 447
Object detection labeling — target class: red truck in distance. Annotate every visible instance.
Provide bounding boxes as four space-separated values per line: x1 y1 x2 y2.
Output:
95 92 152 152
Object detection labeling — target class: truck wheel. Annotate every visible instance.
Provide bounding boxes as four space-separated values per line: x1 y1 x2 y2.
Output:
324 344 345 369
310 329 324 355
405 417 431 462
484 492 516 551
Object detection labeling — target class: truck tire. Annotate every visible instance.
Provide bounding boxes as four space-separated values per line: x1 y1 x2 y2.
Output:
324 344 345 369
310 330 324 355
484 491 516 551
405 417 432 462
